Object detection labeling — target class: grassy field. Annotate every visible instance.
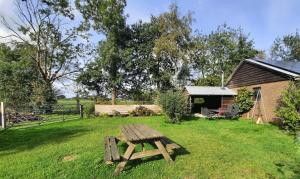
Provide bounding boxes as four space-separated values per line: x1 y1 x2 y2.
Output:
0 116 299 178
57 98 94 106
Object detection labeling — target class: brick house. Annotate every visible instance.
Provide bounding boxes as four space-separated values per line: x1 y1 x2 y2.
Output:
226 59 300 122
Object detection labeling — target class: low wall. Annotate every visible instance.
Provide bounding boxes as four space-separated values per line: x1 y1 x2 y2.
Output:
95 105 162 115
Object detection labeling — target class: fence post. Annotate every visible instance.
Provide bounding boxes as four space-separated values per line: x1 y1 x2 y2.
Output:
62 105 65 122
80 104 84 119
1 102 5 129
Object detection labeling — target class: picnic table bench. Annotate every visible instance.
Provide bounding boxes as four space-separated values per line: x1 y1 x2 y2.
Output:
104 124 181 175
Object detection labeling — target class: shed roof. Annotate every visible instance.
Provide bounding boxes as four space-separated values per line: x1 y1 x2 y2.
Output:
185 86 237 96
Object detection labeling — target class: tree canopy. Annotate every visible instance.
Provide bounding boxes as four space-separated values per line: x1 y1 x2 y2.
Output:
191 25 258 86
271 31 300 62
2 0 295 105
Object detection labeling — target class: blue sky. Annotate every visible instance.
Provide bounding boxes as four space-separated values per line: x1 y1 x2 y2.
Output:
125 0 300 52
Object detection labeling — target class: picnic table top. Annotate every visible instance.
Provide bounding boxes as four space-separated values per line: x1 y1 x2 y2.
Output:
121 124 164 142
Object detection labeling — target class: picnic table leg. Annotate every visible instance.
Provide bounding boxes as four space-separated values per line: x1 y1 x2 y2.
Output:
114 143 135 176
154 140 173 162
141 143 145 152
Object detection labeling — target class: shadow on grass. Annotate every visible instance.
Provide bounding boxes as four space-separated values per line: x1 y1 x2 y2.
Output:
183 116 202 121
0 124 90 156
274 161 300 178
116 140 190 172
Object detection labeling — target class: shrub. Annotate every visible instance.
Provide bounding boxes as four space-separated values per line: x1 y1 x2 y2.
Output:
99 112 110 117
111 110 121 117
129 106 155 116
234 87 254 114
159 90 188 123
84 103 95 117
128 110 135 116
276 81 300 131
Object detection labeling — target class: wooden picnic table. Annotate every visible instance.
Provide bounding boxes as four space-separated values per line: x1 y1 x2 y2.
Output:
104 124 180 175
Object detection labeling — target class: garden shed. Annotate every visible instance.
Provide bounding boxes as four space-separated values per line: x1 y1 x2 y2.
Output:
184 86 236 113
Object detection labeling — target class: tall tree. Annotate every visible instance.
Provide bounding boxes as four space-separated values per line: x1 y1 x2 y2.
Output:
0 43 40 108
122 20 160 99
271 31 300 61
0 0 84 104
76 0 128 104
151 4 192 91
192 25 258 86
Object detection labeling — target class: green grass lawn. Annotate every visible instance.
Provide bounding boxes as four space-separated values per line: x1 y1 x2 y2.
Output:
0 116 299 178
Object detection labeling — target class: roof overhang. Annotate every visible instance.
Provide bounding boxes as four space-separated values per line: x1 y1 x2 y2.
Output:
185 86 237 96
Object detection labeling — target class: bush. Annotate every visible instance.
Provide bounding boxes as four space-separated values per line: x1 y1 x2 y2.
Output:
234 87 254 114
99 112 110 117
159 90 188 123
112 110 121 117
129 106 155 116
276 81 300 131
84 103 95 117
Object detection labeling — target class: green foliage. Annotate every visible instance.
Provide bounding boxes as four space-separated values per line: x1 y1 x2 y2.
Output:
1 0 85 107
77 2 193 100
129 106 155 116
234 88 254 114
159 91 188 123
271 31 300 61
76 0 128 104
84 103 95 117
0 44 41 108
191 24 259 86
111 110 121 117
276 81 300 131
98 112 110 117
75 0 126 34
152 4 192 90
193 74 222 86
1 0 84 86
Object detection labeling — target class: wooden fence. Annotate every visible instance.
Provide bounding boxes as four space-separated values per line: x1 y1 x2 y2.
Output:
95 105 162 115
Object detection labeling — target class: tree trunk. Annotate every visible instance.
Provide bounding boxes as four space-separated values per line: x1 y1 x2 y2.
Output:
111 87 116 105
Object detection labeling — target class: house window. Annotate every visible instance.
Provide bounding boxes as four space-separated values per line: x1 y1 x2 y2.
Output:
194 98 205 104
253 87 261 101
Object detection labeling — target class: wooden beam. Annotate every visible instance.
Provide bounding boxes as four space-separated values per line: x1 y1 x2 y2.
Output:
104 137 112 162
114 143 135 175
130 149 161 160
109 137 120 161
154 140 173 162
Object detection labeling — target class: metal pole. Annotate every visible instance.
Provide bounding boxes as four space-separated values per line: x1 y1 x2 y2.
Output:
221 71 224 88
1 102 5 129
